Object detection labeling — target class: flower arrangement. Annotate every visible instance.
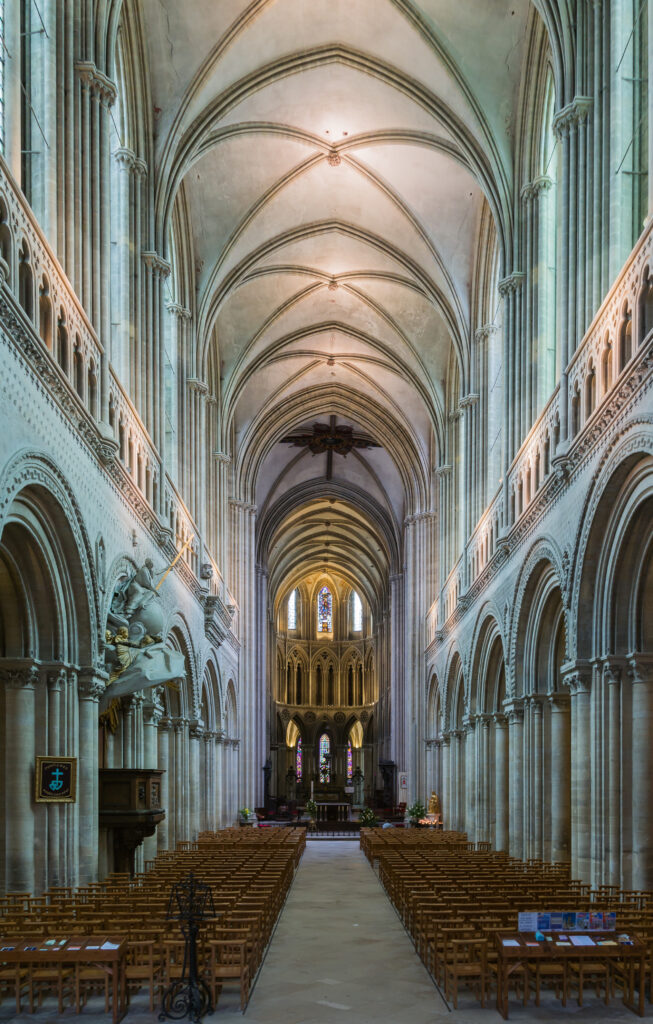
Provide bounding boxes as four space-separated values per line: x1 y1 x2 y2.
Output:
406 800 426 823
359 806 378 828
238 807 252 819
306 799 317 819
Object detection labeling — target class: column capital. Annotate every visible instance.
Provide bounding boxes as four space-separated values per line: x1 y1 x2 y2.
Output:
75 61 117 106
459 393 479 409
560 660 592 695
187 378 209 396
627 653 653 685
503 698 524 722
552 96 593 139
548 691 571 711
141 251 171 278
78 668 108 701
476 713 492 728
449 728 463 740
158 716 173 732
498 271 524 296
462 714 476 732
213 450 231 464
492 712 508 728
601 656 628 686
474 323 499 343
434 464 452 478
0 661 40 690
166 302 192 321
47 666 68 691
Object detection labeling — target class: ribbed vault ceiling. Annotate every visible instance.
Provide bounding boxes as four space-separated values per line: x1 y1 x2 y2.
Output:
142 0 532 608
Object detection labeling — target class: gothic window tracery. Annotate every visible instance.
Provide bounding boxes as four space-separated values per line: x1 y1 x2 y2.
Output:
319 733 331 783
317 586 332 633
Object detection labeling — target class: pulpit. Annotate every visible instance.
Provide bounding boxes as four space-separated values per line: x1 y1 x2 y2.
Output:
99 768 165 875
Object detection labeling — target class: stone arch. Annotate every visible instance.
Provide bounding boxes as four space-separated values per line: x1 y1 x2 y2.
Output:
509 536 567 694
0 449 98 666
225 679 238 739
573 423 653 662
165 616 196 717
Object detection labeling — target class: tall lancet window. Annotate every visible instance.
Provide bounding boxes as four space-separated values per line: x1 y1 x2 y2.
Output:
317 586 332 633
296 737 302 780
352 591 362 631
319 733 331 783
288 589 297 630
347 739 353 781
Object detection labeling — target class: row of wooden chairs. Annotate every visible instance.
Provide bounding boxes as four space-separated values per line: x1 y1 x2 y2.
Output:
363 829 653 1012
0 827 306 1015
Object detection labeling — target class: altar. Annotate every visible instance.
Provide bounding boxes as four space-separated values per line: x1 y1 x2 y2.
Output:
315 801 351 822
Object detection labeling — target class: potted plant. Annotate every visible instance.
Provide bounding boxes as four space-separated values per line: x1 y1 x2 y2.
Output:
359 806 379 828
238 806 253 825
406 800 426 827
305 798 317 831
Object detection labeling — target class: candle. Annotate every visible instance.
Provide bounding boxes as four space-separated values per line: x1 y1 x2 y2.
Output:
311 780 314 799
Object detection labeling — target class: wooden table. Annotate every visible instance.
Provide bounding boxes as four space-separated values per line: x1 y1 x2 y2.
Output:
0 935 127 1022
495 930 647 1018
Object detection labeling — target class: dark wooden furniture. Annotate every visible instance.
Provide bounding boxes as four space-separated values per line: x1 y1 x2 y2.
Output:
0 936 127 1023
494 930 646 1019
99 769 165 874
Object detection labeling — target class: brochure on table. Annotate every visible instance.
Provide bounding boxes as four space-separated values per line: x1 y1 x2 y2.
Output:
517 911 617 932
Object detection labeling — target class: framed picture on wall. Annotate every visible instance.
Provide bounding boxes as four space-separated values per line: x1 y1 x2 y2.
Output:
398 772 408 791
35 757 77 803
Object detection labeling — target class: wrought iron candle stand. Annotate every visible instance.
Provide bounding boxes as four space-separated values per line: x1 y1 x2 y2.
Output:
159 871 215 1022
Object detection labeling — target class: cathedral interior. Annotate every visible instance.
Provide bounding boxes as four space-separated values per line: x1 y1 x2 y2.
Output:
0 0 652 1017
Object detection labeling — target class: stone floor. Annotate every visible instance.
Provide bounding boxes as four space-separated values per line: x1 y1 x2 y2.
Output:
2 841 652 1023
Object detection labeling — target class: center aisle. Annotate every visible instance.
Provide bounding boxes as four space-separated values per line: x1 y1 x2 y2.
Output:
219 839 448 1024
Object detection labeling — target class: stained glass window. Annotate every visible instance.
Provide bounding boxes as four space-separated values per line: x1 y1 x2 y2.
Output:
319 733 331 783
347 739 353 781
296 737 302 780
317 586 332 633
288 589 297 629
352 591 362 631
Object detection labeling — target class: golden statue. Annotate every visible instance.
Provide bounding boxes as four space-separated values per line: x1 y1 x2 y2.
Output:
428 791 441 816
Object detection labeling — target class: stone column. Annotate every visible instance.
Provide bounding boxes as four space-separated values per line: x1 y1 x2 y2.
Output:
549 693 571 864
493 714 509 852
463 716 476 842
189 724 202 840
215 732 224 828
564 663 592 881
143 693 163 863
478 715 491 842
78 670 106 885
629 655 653 891
47 668 66 888
532 697 543 859
440 735 450 828
1 663 38 891
604 662 623 884
505 700 524 859
122 697 135 768
157 719 171 852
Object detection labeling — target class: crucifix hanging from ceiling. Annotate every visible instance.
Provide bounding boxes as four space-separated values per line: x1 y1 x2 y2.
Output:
279 415 381 480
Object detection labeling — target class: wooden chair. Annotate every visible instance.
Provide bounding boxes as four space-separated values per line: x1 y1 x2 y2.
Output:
568 956 611 1007
27 960 75 1013
444 937 488 1009
124 939 163 1011
207 939 250 1011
